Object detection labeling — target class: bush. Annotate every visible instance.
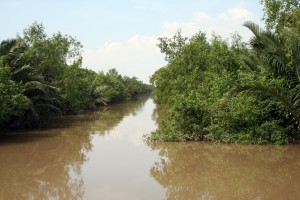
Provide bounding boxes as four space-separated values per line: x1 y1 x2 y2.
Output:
0 65 29 124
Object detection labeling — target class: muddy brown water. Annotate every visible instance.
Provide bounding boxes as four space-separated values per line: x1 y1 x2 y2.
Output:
0 97 300 200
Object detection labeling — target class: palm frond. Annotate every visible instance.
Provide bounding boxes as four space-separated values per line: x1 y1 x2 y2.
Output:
262 31 283 49
243 21 263 40
25 81 49 96
293 94 300 108
95 97 108 106
292 39 300 82
32 96 64 108
25 81 60 97
12 65 32 81
286 72 299 86
93 86 109 105
94 85 108 94
243 56 259 72
0 39 17 56
292 84 300 108
292 39 300 60
30 74 45 82
263 51 286 73
229 83 293 112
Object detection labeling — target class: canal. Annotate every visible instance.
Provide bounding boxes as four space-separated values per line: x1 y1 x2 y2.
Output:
0 97 300 199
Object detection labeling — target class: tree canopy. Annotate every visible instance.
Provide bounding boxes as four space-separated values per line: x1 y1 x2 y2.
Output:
148 1 300 144
0 23 151 129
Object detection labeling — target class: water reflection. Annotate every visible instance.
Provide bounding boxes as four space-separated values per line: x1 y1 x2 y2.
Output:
0 131 91 200
2 96 300 200
148 142 300 200
0 95 150 200
54 95 148 135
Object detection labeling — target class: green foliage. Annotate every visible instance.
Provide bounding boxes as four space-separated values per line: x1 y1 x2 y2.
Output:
123 76 152 98
148 1 300 144
148 23 300 144
92 69 152 106
0 64 29 124
157 30 188 62
92 70 125 104
0 24 67 127
61 63 96 112
0 22 151 129
21 22 83 84
260 0 300 36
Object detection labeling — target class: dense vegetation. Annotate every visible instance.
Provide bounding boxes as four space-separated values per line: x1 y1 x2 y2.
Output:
0 23 151 129
148 0 300 144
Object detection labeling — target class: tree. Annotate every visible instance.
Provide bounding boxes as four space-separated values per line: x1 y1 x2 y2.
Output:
61 63 96 112
260 0 300 38
157 30 188 62
92 70 126 104
21 22 83 84
0 39 16 56
149 27 297 144
0 63 29 125
0 37 64 127
231 22 300 133
0 22 151 128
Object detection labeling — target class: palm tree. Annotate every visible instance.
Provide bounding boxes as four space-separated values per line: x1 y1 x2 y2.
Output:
0 39 16 56
230 22 300 130
0 39 63 127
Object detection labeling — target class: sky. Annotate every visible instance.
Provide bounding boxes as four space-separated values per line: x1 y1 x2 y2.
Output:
0 0 264 83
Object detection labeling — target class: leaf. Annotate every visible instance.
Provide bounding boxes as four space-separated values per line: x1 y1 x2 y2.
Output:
229 83 300 123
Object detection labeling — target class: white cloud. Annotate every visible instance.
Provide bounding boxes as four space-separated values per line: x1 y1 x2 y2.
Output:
83 2 261 83
160 4 259 40
82 35 166 83
194 12 212 22
161 22 199 38
228 6 253 20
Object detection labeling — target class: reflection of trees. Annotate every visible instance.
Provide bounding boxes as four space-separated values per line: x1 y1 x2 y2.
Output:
0 130 92 200
151 104 168 125
0 95 150 199
148 142 300 200
55 95 149 135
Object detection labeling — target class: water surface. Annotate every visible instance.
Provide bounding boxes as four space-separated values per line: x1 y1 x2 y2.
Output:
0 97 299 200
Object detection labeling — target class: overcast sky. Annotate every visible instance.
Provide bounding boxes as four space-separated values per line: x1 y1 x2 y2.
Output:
0 0 264 83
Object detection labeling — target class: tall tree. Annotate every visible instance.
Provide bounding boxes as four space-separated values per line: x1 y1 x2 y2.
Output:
260 0 300 38
230 22 300 139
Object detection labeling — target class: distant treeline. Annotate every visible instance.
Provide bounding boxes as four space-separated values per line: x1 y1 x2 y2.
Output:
0 23 152 129
148 0 300 144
